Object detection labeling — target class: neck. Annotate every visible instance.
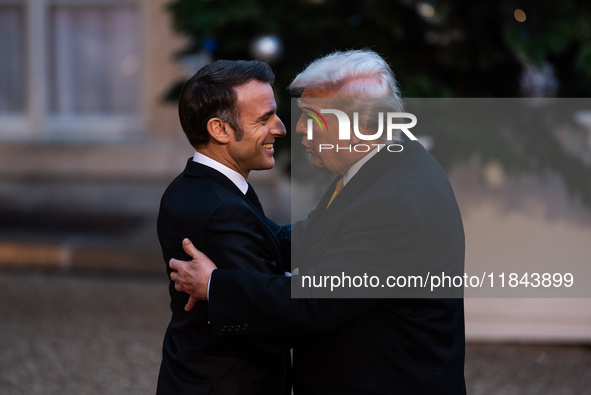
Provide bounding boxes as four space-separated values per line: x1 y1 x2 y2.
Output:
196 146 249 179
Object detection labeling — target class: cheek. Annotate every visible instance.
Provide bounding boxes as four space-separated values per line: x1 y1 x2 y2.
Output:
313 135 332 151
295 116 306 134
309 155 321 167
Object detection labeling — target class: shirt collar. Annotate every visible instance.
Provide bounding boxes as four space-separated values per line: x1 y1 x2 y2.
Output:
193 151 249 194
342 147 380 186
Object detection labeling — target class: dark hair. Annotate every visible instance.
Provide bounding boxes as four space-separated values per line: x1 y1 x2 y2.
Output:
178 60 275 147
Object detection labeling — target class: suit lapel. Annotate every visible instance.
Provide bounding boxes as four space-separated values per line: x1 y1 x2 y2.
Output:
183 159 283 268
302 140 422 249
183 159 245 197
303 176 342 234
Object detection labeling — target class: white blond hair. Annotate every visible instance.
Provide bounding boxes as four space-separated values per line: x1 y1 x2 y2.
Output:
292 50 405 141
289 49 402 102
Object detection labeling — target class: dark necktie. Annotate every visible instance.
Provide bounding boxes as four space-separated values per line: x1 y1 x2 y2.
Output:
246 184 265 215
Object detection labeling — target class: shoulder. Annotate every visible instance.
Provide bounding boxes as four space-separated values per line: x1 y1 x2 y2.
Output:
160 174 248 225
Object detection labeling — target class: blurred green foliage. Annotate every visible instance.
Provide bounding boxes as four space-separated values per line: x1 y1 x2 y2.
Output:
166 0 591 206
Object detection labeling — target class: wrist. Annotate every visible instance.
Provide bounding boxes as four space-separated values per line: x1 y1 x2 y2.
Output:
206 271 212 301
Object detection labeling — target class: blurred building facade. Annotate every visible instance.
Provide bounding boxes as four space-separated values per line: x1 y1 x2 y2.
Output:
0 0 288 272
0 0 187 270
0 0 589 343
0 0 198 211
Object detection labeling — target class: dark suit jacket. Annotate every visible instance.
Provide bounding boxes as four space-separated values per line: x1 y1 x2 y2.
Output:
156 159 291 395
207 140 466 394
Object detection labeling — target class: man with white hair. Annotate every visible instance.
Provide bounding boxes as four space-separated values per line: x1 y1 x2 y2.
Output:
170 49 466 394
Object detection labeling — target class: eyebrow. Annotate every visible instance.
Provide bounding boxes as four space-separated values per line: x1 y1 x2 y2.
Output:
296 100 308 110
256 110 275 123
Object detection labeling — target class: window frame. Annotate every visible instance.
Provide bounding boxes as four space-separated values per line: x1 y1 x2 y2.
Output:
0 0 145 141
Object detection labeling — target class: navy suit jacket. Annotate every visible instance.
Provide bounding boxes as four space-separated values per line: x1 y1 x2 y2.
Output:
156 159 291 395
207 140 466 394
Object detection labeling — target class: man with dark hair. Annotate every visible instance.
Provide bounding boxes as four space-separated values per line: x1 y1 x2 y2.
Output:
170 50 466 394
156 59 290 395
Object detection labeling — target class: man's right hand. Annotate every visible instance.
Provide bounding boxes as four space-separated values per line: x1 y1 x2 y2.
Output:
169 238 218 311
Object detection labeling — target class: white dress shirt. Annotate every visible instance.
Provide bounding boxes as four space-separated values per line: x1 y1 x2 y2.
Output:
193 151 248 194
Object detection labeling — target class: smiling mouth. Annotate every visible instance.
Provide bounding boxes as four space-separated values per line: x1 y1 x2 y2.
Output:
263 143 274 150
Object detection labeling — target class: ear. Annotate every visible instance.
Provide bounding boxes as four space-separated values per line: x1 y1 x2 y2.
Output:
206 118 231 144
348 126 364 147
350 122 380 146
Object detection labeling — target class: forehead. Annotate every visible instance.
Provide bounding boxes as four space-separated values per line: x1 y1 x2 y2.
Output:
298 88 333 110
234 81 275 114
301 88 334 99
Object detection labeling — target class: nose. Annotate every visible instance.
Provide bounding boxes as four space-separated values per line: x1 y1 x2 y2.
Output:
271 115 287 137
295 115 311 147
295 115 306 136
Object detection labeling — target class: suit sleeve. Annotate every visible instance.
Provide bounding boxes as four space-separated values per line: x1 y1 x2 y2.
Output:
204 202 286 274
202 203 300 349
209 270 377 336
207 195 425 336
259 218 291 271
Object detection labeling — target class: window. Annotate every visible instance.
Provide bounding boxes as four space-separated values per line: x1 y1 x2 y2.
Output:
0 4 25 115
0 0 143 140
